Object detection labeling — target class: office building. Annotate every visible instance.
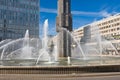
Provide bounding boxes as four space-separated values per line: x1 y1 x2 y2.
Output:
73 13 120 44
0 0 40 40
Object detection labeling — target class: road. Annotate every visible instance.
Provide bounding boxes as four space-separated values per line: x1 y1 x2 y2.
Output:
0 73 120 80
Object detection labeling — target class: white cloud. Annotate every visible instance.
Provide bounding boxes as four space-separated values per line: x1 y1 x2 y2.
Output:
72 10 113 18
40 7 57 13
40 7 113 18
99 10 111 17
72 11 99 16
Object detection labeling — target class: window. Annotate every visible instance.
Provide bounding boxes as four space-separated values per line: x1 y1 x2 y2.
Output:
117 28 120 30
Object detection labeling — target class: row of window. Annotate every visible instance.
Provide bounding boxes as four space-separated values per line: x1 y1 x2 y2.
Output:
0 5 38 15
98 17 120 26
101 27 120 33
103 34 120 40
0 30 22 38
20 0 39 6
99 23 120 30
0 24 39 36
0 30 39 38
0 9 39 26
0 0 39 11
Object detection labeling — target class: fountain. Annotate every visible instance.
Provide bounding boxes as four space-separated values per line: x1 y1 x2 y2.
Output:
0 19 119 67
0 0 119 76
0 1 120 80
0 19 58 66
0 19 119 75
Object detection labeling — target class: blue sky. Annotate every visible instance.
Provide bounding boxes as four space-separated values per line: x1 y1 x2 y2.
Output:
40 0 120 36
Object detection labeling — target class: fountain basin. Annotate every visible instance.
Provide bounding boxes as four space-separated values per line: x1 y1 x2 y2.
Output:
0 64 120 74
0 56 120 66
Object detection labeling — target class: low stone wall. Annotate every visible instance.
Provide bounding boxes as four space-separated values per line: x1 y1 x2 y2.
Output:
0 65 120 74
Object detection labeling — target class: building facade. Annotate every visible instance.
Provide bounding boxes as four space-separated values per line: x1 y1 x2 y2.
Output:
72 27 84 42
73 13 120 44
0 0 39 40
73 13 120 56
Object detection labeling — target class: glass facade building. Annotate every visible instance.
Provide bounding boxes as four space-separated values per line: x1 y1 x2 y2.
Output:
0 0 40 40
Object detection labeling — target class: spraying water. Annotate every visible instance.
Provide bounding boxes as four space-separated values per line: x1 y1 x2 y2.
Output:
36 19 57 64
62 28 85 58
43 19 48 49
0 19 119 66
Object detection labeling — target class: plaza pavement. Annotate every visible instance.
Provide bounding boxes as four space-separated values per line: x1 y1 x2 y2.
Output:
0 72 120 80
